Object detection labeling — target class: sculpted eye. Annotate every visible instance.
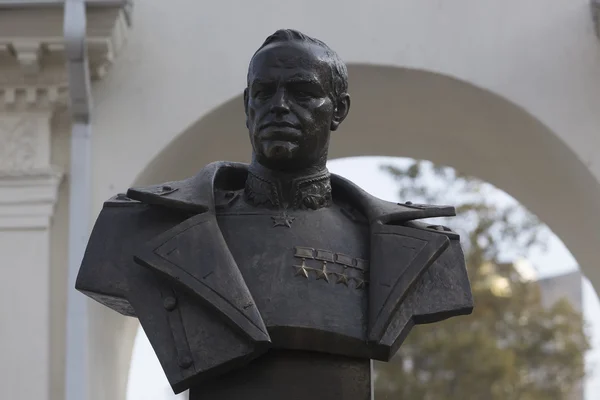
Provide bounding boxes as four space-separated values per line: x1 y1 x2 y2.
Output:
291 82 322 100
295 91 312 99
253 91 270 100
252 85 274 99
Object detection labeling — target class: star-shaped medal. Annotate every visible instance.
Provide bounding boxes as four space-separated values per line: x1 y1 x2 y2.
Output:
354 278 367 289
294 260 310 278
336 273 349 286
315 262 330 282
271 212 295 228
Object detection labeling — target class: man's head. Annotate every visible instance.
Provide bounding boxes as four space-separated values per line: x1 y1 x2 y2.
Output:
244 29 350 172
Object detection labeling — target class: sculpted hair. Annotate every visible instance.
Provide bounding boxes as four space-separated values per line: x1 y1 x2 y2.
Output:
248 29 349 99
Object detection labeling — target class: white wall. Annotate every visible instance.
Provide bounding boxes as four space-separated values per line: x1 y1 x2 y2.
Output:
0 229 51 399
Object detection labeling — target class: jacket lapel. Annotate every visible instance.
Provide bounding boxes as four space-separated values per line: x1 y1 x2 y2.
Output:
129 162 270 344
367 223 450 342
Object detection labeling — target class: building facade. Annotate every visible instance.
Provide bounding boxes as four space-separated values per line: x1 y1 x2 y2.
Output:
1 1 600 399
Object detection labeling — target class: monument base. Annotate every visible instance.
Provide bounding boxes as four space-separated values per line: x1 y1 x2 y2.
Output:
189 349 372 400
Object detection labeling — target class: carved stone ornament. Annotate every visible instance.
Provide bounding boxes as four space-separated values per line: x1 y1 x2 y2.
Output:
0 116 39 172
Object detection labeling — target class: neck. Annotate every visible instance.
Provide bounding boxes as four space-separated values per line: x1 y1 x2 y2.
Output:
245 160 332 210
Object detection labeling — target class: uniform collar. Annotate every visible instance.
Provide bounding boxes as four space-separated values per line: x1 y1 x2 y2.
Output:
244 162 332 210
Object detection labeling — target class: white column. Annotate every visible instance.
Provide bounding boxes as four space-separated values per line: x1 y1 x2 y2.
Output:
0 3 132 399
0 111 63 400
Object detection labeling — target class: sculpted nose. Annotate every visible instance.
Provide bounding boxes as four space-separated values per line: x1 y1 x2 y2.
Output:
270 88 290 114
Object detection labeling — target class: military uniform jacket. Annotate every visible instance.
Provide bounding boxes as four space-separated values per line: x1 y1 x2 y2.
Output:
76 161 473 394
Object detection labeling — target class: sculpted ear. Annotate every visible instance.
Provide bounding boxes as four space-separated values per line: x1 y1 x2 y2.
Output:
244 88 249 128
330 93 350 131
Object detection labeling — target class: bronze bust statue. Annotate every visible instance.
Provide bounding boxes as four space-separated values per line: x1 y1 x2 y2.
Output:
76 29 473 399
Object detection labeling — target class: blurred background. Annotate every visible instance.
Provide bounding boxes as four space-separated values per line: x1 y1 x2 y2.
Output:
1 1 600 399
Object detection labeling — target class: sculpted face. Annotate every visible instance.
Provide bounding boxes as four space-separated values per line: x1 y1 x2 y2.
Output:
245 41 349 172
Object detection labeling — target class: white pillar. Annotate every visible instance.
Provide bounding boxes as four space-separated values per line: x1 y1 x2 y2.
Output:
0 3 133 399
0 111 63 400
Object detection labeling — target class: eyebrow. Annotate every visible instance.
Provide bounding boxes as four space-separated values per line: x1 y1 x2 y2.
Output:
251 76 322 87
286 75 321 84
250 78 274 86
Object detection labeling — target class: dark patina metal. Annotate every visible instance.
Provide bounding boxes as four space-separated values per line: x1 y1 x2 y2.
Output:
76 29 473 399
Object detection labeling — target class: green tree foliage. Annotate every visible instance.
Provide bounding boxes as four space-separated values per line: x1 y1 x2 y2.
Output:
374 160 590 400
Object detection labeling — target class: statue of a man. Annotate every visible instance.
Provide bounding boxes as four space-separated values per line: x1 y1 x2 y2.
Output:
77 29 473 399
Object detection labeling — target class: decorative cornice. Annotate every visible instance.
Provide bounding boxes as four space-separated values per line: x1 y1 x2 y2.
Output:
0 1 131 111
0 86 69 112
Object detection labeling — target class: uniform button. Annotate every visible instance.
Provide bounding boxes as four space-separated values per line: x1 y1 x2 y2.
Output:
163 296 177 311
178 355 193 369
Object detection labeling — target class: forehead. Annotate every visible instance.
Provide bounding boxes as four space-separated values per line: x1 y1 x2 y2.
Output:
248 41 332 83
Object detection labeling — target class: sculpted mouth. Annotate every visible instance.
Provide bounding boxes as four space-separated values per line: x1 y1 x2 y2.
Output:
260 121 302 141
261 121 301 130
